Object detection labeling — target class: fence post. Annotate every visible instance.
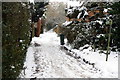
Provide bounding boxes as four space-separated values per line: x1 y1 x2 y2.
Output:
106 19 112 61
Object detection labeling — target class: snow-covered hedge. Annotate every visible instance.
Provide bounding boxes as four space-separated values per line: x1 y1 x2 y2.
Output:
63 2 120 52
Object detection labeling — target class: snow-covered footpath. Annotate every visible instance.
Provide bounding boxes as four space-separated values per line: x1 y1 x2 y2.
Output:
19 30 118 78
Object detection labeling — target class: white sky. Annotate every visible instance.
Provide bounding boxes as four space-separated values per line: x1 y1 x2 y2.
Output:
29 0 68 3
29 0 34 3
49 0 68 2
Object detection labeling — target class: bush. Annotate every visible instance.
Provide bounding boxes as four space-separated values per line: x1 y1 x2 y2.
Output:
2 2 31 78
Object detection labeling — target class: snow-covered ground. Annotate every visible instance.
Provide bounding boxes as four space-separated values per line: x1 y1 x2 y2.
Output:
66 45 118 78
19 30 118 78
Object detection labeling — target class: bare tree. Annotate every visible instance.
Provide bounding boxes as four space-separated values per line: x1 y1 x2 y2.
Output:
45 2 66 31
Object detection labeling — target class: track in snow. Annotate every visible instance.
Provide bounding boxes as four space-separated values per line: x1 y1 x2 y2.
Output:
20 30 102 78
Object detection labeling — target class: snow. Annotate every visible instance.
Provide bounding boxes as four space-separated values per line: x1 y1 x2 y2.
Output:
19 40 23 43
96 34 105 38
96 20 103 25
62 21 73 26
11 66 15 69
104 8 108 13
71 44 118 78
65 0 88 21
67 9 73 14
19 30 118 78
77 12 82 19
77 10 88 19
67 1 85 8
20 46 36 78
84 10 88 16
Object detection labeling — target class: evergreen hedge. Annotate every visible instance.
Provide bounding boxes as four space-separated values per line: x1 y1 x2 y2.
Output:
2 2 31 78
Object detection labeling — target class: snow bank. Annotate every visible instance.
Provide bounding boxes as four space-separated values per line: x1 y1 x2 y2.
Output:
71 44 118 78
19 47 36 78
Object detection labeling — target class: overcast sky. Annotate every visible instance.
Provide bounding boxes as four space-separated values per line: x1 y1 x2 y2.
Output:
49 0 68 2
